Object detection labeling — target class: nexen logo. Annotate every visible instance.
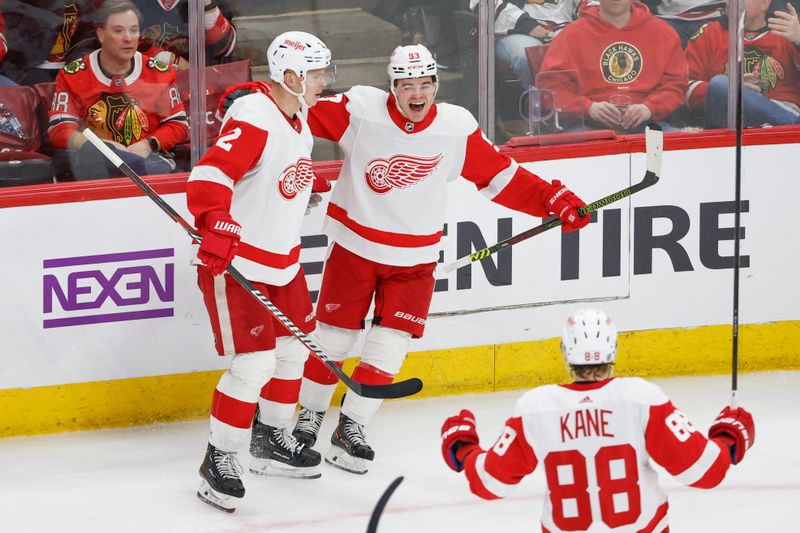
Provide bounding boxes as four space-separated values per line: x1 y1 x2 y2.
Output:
42 248 175 328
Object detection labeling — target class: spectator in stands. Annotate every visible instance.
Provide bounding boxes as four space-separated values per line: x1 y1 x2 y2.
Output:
134 0 238 70
2 1 103 85
47 0 189 180
641 0 725 47
538 0 688 133
0 10 14 86
470 0 583 90
685 0 800 128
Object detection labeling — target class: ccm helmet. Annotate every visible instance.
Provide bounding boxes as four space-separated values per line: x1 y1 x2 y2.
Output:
266 31 333 104
387 44 438 99
561 309 618 366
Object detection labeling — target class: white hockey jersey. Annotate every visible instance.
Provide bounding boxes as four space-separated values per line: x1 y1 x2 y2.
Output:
307 86 555 266
187 91 314 286
463 377 732 532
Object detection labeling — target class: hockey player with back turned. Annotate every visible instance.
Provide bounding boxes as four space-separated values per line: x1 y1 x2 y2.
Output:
187 31 335 512
440 309 756 532
220 43 591 476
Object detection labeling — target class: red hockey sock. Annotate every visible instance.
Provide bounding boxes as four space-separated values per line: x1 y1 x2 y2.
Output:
351 362 394 386
303 354 343 385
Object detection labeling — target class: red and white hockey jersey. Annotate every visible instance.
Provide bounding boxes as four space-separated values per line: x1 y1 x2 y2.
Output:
463 377 732 532
47 50 189 150
307 86 555 267
187 91 315 286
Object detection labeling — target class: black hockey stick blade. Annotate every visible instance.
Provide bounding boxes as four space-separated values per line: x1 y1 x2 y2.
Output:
366 476 404 533
81 130 423 400
442 123 663 273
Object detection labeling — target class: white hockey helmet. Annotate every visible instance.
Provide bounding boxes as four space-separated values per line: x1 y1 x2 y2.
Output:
266 31 333 106
560 309 618 366
267 31 331 83
388 44 438 85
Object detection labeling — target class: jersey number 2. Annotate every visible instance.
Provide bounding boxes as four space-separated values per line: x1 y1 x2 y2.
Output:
215 127 242 152
544 444 641 530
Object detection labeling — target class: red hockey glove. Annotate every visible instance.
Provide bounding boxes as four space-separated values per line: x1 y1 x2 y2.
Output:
198 210 242 276
217 81 270 117
543 180 589 232
708 406 755 465
441 409 481 472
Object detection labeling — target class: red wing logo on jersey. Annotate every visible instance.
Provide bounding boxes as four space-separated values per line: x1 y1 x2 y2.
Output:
364 153 443 195
278 157 315 200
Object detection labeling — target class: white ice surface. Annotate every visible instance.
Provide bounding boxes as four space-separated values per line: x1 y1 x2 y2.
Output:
1 371 797 532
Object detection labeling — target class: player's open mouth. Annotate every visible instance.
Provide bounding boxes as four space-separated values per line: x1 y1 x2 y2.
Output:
409 102 425 112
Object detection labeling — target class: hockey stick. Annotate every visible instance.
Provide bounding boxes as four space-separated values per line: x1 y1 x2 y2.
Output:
729 4 746 409
366 476 404 533
442 123 664 273
82 130 422 400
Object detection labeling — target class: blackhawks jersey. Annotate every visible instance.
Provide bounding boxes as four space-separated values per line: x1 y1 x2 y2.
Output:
186 91 315 286
134 0 237 65
462 377 732 532
307 85 555 267
685 21 800 110
47 50 189 150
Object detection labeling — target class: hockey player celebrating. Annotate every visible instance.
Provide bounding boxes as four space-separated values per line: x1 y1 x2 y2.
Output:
440 309 756 532
187 31 335 512
220 43 591 476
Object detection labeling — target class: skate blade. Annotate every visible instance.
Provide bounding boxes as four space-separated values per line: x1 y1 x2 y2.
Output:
249 457 321 479
325 446 370 475
197 478 240 512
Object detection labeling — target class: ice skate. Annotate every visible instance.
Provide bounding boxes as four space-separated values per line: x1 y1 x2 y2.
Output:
197 443 245 512
325 413 375 475
292 407 325 447
250 420 322 479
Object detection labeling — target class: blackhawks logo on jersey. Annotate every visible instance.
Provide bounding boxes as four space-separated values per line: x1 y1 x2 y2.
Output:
278 157 315 200
600 42 643 84
63 58 86 75
744 48 783 93
86 94 150 146
48 2 80 62
364 153 443 195
147 57 171 73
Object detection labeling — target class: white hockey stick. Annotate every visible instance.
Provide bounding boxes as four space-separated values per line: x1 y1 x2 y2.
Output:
442 123 664 273
81 130 422 400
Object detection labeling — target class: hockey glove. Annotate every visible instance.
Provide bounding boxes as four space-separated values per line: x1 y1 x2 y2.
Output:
217 81 270 117
708 406 755 465
198 210 242 276
306 193 323 215
543 180 589 232
441 409 481 472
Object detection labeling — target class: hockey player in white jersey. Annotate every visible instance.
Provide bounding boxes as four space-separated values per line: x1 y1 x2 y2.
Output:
440 309 756 532
187 31 335 512
218 43 590 476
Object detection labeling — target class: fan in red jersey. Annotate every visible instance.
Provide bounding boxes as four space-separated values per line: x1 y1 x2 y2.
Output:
440 309 755 533
217 42 591 477
47 1 188 180
685 0 800 128
188 30 336 513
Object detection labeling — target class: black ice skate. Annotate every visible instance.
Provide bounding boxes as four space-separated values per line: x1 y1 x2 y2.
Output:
325 413 375 475
250 420 322 479
292 407 325 447
197 443 245 513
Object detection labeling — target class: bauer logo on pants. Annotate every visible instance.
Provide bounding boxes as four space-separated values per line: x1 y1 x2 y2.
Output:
42 248 175 328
